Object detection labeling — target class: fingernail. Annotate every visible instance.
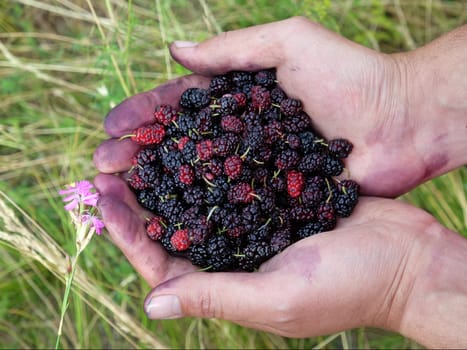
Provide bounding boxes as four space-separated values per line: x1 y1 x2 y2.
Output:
145 295 182 319
172 40 198 49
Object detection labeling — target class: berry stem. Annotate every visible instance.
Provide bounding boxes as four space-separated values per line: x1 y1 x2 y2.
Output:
324 177 333 203
217 227 228 234
314 139 328 146
249 192 262 201
203 176 216 187
197 265 213 272
258 218 271 231
118 134 135 141
207 206 218 222
240 146 250 159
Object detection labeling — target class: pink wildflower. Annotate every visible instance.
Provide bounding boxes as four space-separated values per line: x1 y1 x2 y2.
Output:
82 214 105 235
59 180 99 211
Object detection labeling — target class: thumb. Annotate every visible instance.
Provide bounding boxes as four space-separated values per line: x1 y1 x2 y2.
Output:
169 17 309 76
144 271 282 323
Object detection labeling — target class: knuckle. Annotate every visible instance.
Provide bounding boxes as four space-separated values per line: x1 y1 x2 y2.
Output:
198 290 221 319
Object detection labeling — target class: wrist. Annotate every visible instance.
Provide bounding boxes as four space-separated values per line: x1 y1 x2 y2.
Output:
401 26 467 180
386 222 467 348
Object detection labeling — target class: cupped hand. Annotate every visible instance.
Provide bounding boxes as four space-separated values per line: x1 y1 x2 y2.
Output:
168 17 446 197
94 17 449 198
94 173 442 343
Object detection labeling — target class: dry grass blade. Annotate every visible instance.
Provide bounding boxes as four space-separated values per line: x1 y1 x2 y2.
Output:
0 31 94 45
0 60 165 78
199 0 222 34
14 0 114 28
393 0 416 49
447 171 467 228
85 0 131 97
312 332 341 349
0 190 167 349
155 0 172 79
0 41 96 95
0 320 31 348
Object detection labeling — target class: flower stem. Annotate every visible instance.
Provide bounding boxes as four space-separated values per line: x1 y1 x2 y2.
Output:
55 253 80 350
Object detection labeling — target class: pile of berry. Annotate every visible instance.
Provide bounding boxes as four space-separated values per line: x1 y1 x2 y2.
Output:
124 70 359 271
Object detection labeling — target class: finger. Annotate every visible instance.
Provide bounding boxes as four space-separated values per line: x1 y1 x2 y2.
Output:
95 174 165 286
169 18 303 75
143 271 289 324
143 269 355 337
98 193 168 286
104 74 210 138
94 173 146 217
93 138 138 173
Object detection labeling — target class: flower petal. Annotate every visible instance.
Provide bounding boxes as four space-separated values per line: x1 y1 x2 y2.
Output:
62 194 77 203
58 188 75 195
82 193 99 207
64 199 79 211
75 181 94 194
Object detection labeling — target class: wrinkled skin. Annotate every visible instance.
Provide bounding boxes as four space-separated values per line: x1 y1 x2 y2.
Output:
93 17 467 348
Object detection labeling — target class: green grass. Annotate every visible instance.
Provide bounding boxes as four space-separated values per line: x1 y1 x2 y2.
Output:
0 0 466 348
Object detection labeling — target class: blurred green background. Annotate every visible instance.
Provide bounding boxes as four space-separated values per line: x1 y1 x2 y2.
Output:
0 0 466 348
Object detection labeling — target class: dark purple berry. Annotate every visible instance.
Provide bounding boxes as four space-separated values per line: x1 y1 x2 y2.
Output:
270 87 286 104
180 88 210 109
209 75 232 97
321 155 344 176
283 113 311 133
328 138 353 158
238 241 273 272
280 98 303 116
270 228 292 253
183 186 205 206
296 222 325 239
275 149 300 170
254 70 276 88
298 153 325 173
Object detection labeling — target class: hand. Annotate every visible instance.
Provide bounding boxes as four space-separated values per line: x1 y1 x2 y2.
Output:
168 17 467 197
138 197 432 336
94 18 419 198
94 174 467 348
